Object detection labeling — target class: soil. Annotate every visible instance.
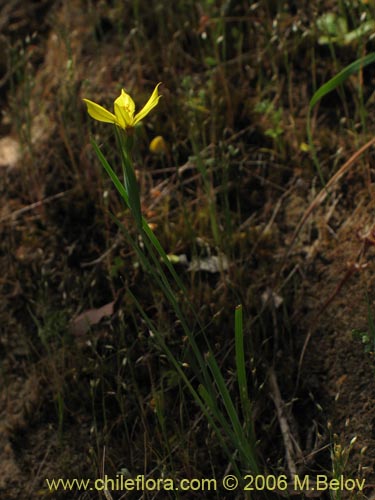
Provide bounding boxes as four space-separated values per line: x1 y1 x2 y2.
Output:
1 1 375 499
299 185 375 491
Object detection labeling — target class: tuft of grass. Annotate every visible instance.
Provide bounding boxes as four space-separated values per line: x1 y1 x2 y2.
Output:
91 125 260 477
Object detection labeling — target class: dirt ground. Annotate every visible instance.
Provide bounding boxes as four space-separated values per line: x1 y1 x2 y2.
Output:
2 1 375 499
299 184 375 491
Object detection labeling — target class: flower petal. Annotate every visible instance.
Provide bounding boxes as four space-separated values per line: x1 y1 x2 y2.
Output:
133 83 162 125
83 99 117 124
114 89 135 128
149 135 167 154
117 89 135 116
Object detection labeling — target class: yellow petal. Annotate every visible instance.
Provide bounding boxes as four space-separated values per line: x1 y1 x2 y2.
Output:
83 99 117 124
117 89 135 116
133 83 162 125
114 89 135 128
149 135 167 154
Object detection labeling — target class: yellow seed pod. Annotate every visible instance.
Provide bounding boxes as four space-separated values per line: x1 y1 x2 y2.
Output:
149 135 168 154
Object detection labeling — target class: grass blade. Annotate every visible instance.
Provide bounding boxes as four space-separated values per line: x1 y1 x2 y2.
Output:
235 305 254 442
309 53 375 111
307 52 375 185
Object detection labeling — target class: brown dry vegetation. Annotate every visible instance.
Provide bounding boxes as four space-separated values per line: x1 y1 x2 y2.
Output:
2 0 375 499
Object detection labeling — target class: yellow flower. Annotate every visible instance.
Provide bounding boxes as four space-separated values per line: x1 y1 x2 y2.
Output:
149 135 168 154
83 83 162 130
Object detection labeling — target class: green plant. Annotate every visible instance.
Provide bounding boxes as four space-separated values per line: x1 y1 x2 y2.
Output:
254 100 284 154
328 431 361 500
83 85 259 478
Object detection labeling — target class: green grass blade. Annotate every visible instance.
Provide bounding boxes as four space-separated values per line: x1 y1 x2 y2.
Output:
198 385 242 476
235 305 254 441
92 139 195 301
309 53 375 111
91 139 258 473
91 138 130 205
205 350 258 471
114 127 142 227
110 213 213 389
141 222 189 295
92 140 212 343
307 52 375 185
128 289 241 477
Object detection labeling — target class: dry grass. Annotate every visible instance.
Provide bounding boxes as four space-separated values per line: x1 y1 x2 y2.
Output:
1 0 375 498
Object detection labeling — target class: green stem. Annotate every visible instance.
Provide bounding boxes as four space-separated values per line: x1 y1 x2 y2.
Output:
114 126 142 227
